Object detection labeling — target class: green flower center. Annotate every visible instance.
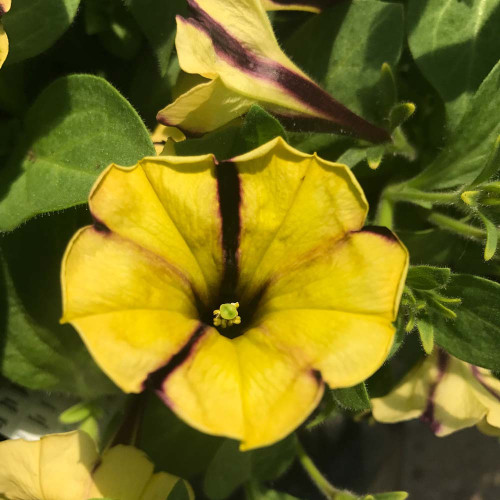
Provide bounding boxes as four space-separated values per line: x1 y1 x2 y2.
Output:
213 302 241 328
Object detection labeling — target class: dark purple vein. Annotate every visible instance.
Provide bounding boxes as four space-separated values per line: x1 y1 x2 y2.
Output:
184 0 390 143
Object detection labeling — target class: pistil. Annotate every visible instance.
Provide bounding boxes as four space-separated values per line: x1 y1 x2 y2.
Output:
213 302 241 328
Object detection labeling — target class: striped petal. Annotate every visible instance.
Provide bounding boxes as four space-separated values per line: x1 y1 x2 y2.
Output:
160 326 324 450
372 351 500 436
62 156 224 392
0 0 11 68
158 78 255 135
158 0 390 142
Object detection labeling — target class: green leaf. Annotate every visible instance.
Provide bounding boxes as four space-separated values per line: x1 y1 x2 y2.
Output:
233 105 287 155
139 394 221 479
174 125 241 161
469 135 500 187
407 0 500 128
0 74 155 232
250 435 297 481
3 0 81 64
416 314 434 355
406 265 451 291
389 103 416 131
477 211 498 261
123 0 187 75
409 60 500 190
0 209 118 398
203 440 252 500
284 0 404 123
331 383 371 411
431 274 500 370
366 145 384 170
167 481 191 500
59 402 93 424
245 483 301 500
369 493 408 500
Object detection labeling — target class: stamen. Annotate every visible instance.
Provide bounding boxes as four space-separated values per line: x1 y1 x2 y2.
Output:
213 302 241 328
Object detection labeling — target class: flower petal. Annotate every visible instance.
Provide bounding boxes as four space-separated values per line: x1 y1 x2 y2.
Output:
88 445 155 500
0 438 43 500
62 157 225 392
233 137 369 302
261 0 343 13
160 327 324 450
261 229 408 320
0 22 8 68
157 78 255 135
172 0 390 142
39 431 98 500
85 157 224 302
140 475 194 500
257 310 396 389
372 353 500 436
0 1 10 68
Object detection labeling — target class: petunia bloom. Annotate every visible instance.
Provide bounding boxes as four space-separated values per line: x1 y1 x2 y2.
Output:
61 138 408 450
0 0 11 68
157 0 390 143
0 431 193 500
372 349 500 436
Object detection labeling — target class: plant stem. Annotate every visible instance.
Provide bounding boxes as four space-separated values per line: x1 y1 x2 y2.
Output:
427 212 486 239
296 440 343 499
375 193 395 229
388 186 458 205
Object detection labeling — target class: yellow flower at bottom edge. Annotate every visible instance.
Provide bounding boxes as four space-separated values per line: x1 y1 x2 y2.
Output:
372 349 500 436
61 137 408 450
0 431 193 500
0 0 11 68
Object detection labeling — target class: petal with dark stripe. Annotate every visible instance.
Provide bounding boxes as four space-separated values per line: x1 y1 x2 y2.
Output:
162 0 390 142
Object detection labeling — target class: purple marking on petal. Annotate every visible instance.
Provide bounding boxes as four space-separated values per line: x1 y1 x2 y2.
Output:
420 350 449 434
471 366 500 402
216 161 241 302
91 214 111 234
144 324 207 391
355 226 398 243
310 368 323 384
184 0 390 143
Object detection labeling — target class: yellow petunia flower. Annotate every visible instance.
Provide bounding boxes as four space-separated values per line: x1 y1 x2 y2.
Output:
157 0 390 144
0 431 193 500
0 0 11 68
61 138 408 450
372 349 500 436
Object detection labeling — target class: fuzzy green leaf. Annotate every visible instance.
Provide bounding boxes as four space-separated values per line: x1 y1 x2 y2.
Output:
409 60 500 190
432 274 500 370
407 0 500 129
331 383 371 411
0 75 154 232
406 265 451 291
3 0 81 64
123 0 187 75
203 440 252 500
284 0 404 123
0 209 118 398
